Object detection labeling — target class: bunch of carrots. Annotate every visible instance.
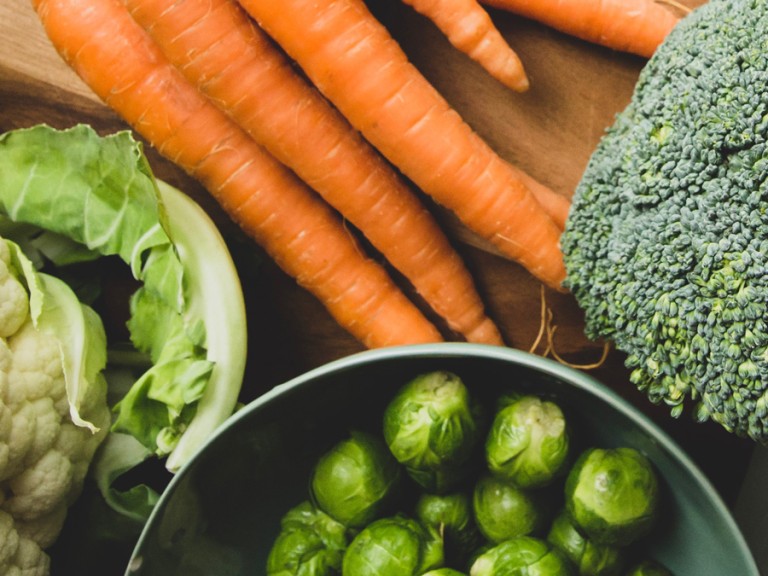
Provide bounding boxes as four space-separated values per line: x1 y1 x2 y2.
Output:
30 0 683 349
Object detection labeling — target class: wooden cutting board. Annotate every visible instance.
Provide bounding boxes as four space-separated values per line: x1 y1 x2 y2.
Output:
0 0 752 502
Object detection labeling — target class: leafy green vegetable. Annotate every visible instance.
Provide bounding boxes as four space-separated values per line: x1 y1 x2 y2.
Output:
485 394 570 488
268 377 673 576
547 510 624 576
472 474 545 544
561 0 768 440
266 501 349 576
469 536 574 576
415 491 481 566
0 124 247 516
311 431 401 529
341 515 443 576
564 448 658 547
383 371 482 493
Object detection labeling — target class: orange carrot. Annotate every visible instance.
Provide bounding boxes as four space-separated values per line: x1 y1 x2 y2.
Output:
401 0 529 91
239 0 568 290
481 0 681 58
122 0 504 345
510 166 571 230
32 0 445 348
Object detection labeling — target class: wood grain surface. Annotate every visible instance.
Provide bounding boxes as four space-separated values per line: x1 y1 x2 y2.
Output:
0 0 752 530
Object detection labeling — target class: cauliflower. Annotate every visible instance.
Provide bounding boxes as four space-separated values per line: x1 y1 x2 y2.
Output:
0 238 110 574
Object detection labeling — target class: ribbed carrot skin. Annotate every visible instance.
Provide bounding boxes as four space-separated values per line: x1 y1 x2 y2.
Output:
402 0 529 91
122 0 504 345
32 0 445 348
239 0 567 290
481 0 680 58
510 165 571 230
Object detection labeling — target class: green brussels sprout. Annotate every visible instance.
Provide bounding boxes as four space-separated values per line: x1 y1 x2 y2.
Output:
547 510 624 576
383 371 482 493
469 536 574 576
415 491 481 565
495 390 525 410
266 501 349 576
422 570 467 576
624 560 674 576
473 474 545 543
485 394 570 489
565 447 659 547
341 515 443 576
311 431 402 529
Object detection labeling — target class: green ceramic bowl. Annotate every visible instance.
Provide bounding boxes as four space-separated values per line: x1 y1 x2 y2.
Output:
125 343 758 575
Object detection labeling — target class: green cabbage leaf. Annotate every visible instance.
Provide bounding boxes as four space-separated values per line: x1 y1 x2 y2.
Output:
0 123 247 518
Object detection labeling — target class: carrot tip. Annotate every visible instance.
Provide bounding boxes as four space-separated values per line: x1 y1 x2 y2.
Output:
510 73 530 92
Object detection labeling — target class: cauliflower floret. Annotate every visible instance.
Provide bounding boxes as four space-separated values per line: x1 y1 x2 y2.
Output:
6 321 67 410
0 508 19 566
5 451 74 522
55 402 111 489
14 505 67 550
0 246 111 575
0 510 50 576
1 323 66 482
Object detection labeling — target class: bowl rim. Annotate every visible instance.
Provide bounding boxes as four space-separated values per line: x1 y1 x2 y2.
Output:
126 342 759 574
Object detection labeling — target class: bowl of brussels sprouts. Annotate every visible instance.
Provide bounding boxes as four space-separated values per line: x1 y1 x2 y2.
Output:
125 343 758 576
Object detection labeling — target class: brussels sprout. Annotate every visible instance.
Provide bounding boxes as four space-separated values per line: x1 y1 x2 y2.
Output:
565 447 658 546
547 510 624 576
383 371 482 493
341 515 443 575
422 570 467 576
266 501 349 576
469 536 574 576
624 560 674 576
485 394 570 489
311 431 402 528
415 491 481 565
495 390 525 410
473 474 545 543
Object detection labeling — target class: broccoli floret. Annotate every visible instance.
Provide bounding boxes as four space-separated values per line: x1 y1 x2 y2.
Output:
561 0 768 441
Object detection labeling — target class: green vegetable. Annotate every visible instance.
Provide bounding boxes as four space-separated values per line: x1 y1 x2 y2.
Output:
624 560 674 576
0 124 247 519
270 379 674 576
485 394 570 488
469 536 574 576
472 474 545 543
547 510 624 576
311 431 401 529
561 0 768 440
565 448 658 546
415 491 481 565
266 501 349 576
341 515 443 575
0 237 110 574
383 371 481 493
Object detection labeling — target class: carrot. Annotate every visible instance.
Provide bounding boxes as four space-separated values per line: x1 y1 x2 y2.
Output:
480 0 681 58
239 0 568 290
510 166 571 230
122 0 504 345
32 0 446 348
400 0 529 91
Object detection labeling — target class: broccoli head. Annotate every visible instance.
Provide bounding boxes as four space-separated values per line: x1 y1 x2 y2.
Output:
562 0 768 440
